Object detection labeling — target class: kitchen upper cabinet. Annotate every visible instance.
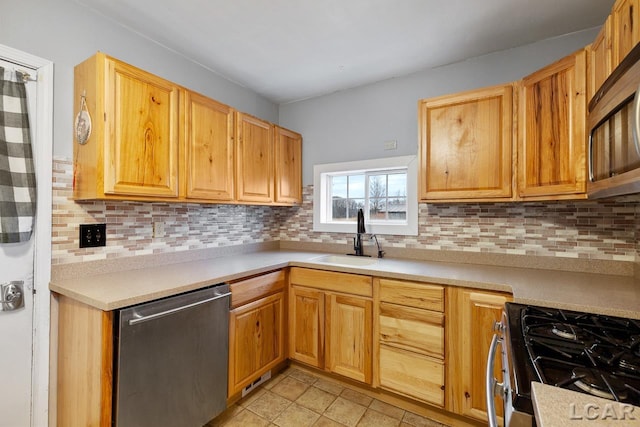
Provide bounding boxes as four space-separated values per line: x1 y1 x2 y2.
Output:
274 126 302 204
376 279 445 407
73 53 303 206
236 113 274 203
74 53 180 200
446 287 512 424
589 16 613 102
289 268 373 384
419 84 514 202
183 92 235 201
613 0 640 68
517 48 587 199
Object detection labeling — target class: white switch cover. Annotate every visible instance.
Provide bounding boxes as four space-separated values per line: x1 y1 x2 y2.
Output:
153 221 165 238
384 140 398 150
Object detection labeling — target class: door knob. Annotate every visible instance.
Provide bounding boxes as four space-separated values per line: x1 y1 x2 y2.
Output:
1 281 25 312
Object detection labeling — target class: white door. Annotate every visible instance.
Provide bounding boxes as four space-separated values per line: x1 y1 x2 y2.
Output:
0 58 37 427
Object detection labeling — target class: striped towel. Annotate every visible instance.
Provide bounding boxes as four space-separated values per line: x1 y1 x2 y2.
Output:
0 67 36 243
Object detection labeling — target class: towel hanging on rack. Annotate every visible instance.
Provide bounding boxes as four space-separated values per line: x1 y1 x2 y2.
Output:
0 67 36 243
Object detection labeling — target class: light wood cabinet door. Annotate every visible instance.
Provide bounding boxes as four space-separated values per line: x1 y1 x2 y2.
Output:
589 16 613 102
419 84 514 201
518 49 587 199
104 58 180 198
229 292 285 396
613 0 640 67
274 126 302 204
446 288 512 423
289 286 324 368
184 92 235 201
326 293 373 384
236 112 274 203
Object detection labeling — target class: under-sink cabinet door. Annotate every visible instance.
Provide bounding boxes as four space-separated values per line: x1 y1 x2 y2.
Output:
325 293 373 384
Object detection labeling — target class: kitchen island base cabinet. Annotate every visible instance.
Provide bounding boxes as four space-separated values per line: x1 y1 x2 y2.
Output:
228 270 286 397
288 267 373 384
446 287 512 424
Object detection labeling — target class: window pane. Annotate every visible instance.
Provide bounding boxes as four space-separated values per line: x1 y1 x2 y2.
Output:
387 197 406 220
348 175 365 198
347 199 365 220
369 198 387 220
331 197 348 221
331 175 348 198
388 173 407 198
369 175 387 198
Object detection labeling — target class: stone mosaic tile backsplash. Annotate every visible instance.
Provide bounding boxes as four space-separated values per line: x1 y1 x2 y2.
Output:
52 158 640 265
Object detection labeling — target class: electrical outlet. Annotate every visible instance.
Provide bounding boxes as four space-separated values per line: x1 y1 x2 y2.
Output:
79 223 106 248
153 221 165 238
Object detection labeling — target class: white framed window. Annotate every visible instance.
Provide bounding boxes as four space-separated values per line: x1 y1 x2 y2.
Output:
313 156 418 235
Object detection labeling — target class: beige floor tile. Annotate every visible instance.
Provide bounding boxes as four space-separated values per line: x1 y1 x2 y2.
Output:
296 386 338 414
264 373 286 390
402 411 448 427
287 368 319 385
273 403 321 427
313 377 345 395
356 409 401 427
206 404 243 426
271 375 311 401
368 399 405 420
313 416 346 427
340 388 373 407
236 388 267 408
246 390 293 421
221 409 270 427
324 397 367 427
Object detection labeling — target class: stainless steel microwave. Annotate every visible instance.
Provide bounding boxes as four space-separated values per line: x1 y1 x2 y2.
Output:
588 43 640 198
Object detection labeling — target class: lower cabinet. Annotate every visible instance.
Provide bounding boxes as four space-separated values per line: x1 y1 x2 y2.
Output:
289 267 373 384
446 287 513 424
228 270 286 397
375 278 446 407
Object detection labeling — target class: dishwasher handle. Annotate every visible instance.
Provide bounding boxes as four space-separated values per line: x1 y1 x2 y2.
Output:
128 291 231 326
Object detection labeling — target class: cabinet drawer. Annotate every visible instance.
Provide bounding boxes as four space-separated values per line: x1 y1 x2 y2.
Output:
379 345 444 407
379 303 444 359
290 267 372 297
378 279 444 311
230 270 286 308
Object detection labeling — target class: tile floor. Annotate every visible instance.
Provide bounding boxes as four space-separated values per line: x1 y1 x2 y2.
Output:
206 367 449 427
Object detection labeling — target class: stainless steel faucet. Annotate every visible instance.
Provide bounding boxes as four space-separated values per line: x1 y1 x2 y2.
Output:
370 234 385 258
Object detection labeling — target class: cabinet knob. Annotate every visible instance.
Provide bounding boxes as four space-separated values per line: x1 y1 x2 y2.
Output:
465 391 470 399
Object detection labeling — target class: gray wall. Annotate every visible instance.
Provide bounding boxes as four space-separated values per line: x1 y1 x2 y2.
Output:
279 28 601 185
0 0 278 158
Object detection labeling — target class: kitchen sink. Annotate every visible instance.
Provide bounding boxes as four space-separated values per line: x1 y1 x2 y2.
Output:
311 254 379 266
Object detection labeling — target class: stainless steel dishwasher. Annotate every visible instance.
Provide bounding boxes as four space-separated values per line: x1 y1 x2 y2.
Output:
114 284 230 427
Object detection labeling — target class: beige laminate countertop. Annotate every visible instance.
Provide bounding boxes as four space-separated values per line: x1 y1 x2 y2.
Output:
50 249 640 319
532 382 640 426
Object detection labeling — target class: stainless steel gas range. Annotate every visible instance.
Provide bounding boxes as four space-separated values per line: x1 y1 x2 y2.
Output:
487 302 640 426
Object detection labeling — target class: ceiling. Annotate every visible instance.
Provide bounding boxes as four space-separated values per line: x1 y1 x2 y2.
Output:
76 0 613 104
